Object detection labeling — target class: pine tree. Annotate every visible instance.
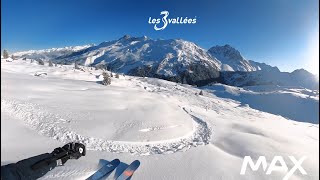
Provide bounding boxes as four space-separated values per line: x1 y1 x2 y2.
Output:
74 60 80 69
102 72 111 85
182 76 188 84
48 60 53 67
3 50 9 59
37 59 44 65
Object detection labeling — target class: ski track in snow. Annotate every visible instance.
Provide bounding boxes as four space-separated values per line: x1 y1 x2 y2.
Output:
1 99 212 156
40 167 94 179
139 125 179 132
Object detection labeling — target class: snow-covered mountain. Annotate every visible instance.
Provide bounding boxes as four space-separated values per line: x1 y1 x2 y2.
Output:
248 60 280 72
208 44 279 72
12 41 279 74
207 44 318 89
11 35 318 89
55 35 221 85
220 68 319 90
12 45 93 60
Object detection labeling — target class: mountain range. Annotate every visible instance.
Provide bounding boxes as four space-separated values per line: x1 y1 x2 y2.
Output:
12 35 319 89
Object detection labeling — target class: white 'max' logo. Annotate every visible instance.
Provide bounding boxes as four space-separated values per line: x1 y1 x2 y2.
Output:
240 156 307 180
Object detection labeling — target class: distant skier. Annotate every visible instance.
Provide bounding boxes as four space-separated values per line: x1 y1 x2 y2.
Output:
1 142 86 180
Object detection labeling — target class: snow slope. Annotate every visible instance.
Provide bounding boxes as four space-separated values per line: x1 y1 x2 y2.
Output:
202 84 319 123
1 59 319 180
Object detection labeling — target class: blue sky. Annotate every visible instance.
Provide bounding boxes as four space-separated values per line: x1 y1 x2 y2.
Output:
1 0 319 74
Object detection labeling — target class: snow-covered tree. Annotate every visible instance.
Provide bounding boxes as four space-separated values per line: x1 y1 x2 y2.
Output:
182 76 187 84
74 60 80 69
102 72 111 85
3 50 9 59
37 59 44 65
48 60 53 67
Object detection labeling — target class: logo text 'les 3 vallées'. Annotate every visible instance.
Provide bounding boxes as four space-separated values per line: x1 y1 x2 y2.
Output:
148 11 197 31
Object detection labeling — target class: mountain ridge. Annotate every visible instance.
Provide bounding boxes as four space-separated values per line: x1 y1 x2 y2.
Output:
11 35 318 89
11 36 284 73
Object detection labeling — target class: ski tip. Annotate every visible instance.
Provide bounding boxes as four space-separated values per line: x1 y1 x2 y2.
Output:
111 159 121 165
122 160 140 177
113 159 120 162
115 160 141 180
131 160 140 166
130 160 140 169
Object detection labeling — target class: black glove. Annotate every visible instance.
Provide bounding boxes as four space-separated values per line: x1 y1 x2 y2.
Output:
31 142 86 170
51 142 86 165
62 142 86 159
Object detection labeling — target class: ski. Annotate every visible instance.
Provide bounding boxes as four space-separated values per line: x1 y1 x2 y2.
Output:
116 160 140 180
86 159 120 180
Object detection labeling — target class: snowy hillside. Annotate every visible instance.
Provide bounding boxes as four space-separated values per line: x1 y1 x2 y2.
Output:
1 59 319 180
202 84 319 123
208 44 279 72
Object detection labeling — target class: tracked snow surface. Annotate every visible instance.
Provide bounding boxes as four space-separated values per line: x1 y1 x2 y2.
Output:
1 59 319 180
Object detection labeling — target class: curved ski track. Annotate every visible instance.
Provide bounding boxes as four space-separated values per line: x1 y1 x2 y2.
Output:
1 99 212 156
